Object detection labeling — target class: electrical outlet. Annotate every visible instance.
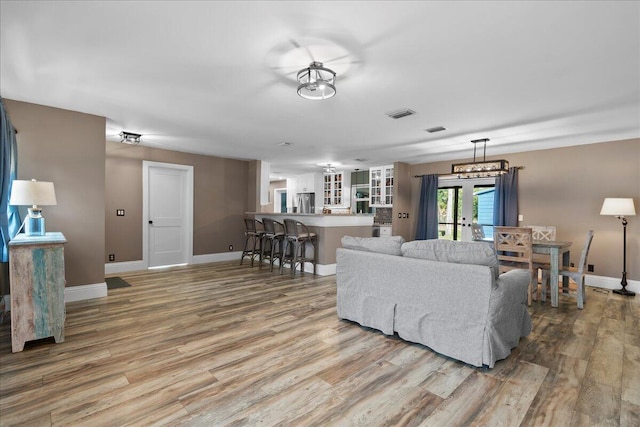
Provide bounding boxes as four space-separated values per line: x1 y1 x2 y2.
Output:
588 264 594 272
228 245 233 251
116 209 125 216
108 254 115 261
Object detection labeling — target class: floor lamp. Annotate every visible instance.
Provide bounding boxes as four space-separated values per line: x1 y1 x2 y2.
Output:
600 198 636 296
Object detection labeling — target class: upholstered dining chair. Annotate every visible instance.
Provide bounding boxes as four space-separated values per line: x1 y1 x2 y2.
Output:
493 226 536 305
541 230 594 309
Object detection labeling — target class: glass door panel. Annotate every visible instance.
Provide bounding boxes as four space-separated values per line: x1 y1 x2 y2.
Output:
438 178 495 241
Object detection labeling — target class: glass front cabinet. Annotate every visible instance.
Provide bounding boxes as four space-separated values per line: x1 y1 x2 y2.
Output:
370 165 394 207
323 172 344 205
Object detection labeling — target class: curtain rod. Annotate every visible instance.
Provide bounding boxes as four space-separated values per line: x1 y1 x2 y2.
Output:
413 166 524 178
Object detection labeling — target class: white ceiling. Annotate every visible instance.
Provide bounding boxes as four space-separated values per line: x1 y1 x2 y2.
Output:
1 1 638 178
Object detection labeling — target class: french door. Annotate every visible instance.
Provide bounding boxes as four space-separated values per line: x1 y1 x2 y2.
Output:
437 178 495 241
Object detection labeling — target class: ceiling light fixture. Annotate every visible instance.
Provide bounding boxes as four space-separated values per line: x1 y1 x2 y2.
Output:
119 131 141 145
323 163 337 173
451 138 509 178
297 61 336 100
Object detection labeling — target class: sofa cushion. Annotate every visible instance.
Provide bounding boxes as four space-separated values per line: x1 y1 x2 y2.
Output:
401 239 499 279
341 236 405 256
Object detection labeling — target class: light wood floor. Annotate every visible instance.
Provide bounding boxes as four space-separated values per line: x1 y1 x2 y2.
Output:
0 261 638 426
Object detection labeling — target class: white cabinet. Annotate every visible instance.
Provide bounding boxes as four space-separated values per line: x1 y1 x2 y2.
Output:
297 173 320 193
323 172 344 206
370 165 394 207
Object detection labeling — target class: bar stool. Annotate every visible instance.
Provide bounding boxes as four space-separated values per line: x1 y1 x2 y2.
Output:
240 218 264 266
281 218 317 277
260 218 284 272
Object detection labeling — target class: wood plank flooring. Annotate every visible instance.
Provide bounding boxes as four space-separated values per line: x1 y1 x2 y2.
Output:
0 261 638 426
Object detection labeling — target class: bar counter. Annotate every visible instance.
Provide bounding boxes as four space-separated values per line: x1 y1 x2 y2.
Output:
248 213 374 275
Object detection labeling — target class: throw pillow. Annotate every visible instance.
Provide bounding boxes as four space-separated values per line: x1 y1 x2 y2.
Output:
341 235 405 256
401 239 499 279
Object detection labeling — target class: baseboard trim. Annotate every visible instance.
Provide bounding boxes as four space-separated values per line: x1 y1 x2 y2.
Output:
105 260 146 275
65 282 108 303
586 274 639 294
3 282 108 311
192 252 242 264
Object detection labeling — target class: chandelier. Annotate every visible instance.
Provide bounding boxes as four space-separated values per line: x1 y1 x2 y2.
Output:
297 62 336 100
451 138 509 178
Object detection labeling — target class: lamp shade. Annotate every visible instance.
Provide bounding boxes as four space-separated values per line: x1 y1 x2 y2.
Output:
600 198 636 216
9 180 57 206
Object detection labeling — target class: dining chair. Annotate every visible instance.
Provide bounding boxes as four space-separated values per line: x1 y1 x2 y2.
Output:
493 226 536 305
527 225 557 290
541 230 594 309
528 225 557 242
471 224 486 241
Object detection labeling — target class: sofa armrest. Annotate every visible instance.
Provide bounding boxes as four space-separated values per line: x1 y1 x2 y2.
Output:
496 269 530 296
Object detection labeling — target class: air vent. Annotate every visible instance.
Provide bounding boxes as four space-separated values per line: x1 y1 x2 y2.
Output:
426 126 447 133
353 158 367 162
386 109 416 119
278 142 294 147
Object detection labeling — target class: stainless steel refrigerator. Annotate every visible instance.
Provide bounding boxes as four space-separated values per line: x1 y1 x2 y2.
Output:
296 193 315 214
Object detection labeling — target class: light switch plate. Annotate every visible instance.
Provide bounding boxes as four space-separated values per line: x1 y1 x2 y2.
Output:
518 214 523 222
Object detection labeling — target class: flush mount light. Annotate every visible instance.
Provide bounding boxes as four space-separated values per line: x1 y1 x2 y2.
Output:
451 138 509 178
297 61 336 100
119 131 141 145
323 164 337 173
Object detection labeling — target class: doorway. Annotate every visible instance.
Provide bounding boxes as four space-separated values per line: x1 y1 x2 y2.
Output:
274 188 287 213
143 161 194 268
437 177 495 241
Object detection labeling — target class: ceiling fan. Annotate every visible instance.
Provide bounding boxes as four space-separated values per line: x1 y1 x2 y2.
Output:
266 34 362 90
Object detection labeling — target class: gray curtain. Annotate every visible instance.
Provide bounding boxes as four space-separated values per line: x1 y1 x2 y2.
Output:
493 167 519 227
415 174 439 240
1 98 20 262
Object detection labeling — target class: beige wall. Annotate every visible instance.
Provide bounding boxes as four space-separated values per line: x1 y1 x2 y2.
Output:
410 138 640 281
392 162 412 240
105 142 249 262
4 99 106 287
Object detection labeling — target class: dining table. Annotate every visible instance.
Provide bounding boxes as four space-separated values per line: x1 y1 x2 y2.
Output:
532 240 572 308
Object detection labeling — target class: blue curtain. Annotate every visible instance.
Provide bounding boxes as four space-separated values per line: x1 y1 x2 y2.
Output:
1 98 20 262
415 174 439 240
493 167 519 227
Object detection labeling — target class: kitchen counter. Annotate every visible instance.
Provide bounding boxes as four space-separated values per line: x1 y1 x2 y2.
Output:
251 212 374 227
248 212 374 275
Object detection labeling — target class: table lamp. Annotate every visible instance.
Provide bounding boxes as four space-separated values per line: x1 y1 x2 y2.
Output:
9 179 57 236
600 197 636 296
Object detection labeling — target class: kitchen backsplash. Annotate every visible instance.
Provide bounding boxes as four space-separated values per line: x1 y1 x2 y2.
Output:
374 207 392 224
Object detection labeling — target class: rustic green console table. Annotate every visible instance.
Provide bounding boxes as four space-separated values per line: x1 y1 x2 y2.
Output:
9 232 66 352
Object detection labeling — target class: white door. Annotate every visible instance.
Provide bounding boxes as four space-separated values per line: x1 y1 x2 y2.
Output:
143 161 193 268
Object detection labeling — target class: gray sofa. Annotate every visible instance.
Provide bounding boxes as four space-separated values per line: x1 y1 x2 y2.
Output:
336 237 532 368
